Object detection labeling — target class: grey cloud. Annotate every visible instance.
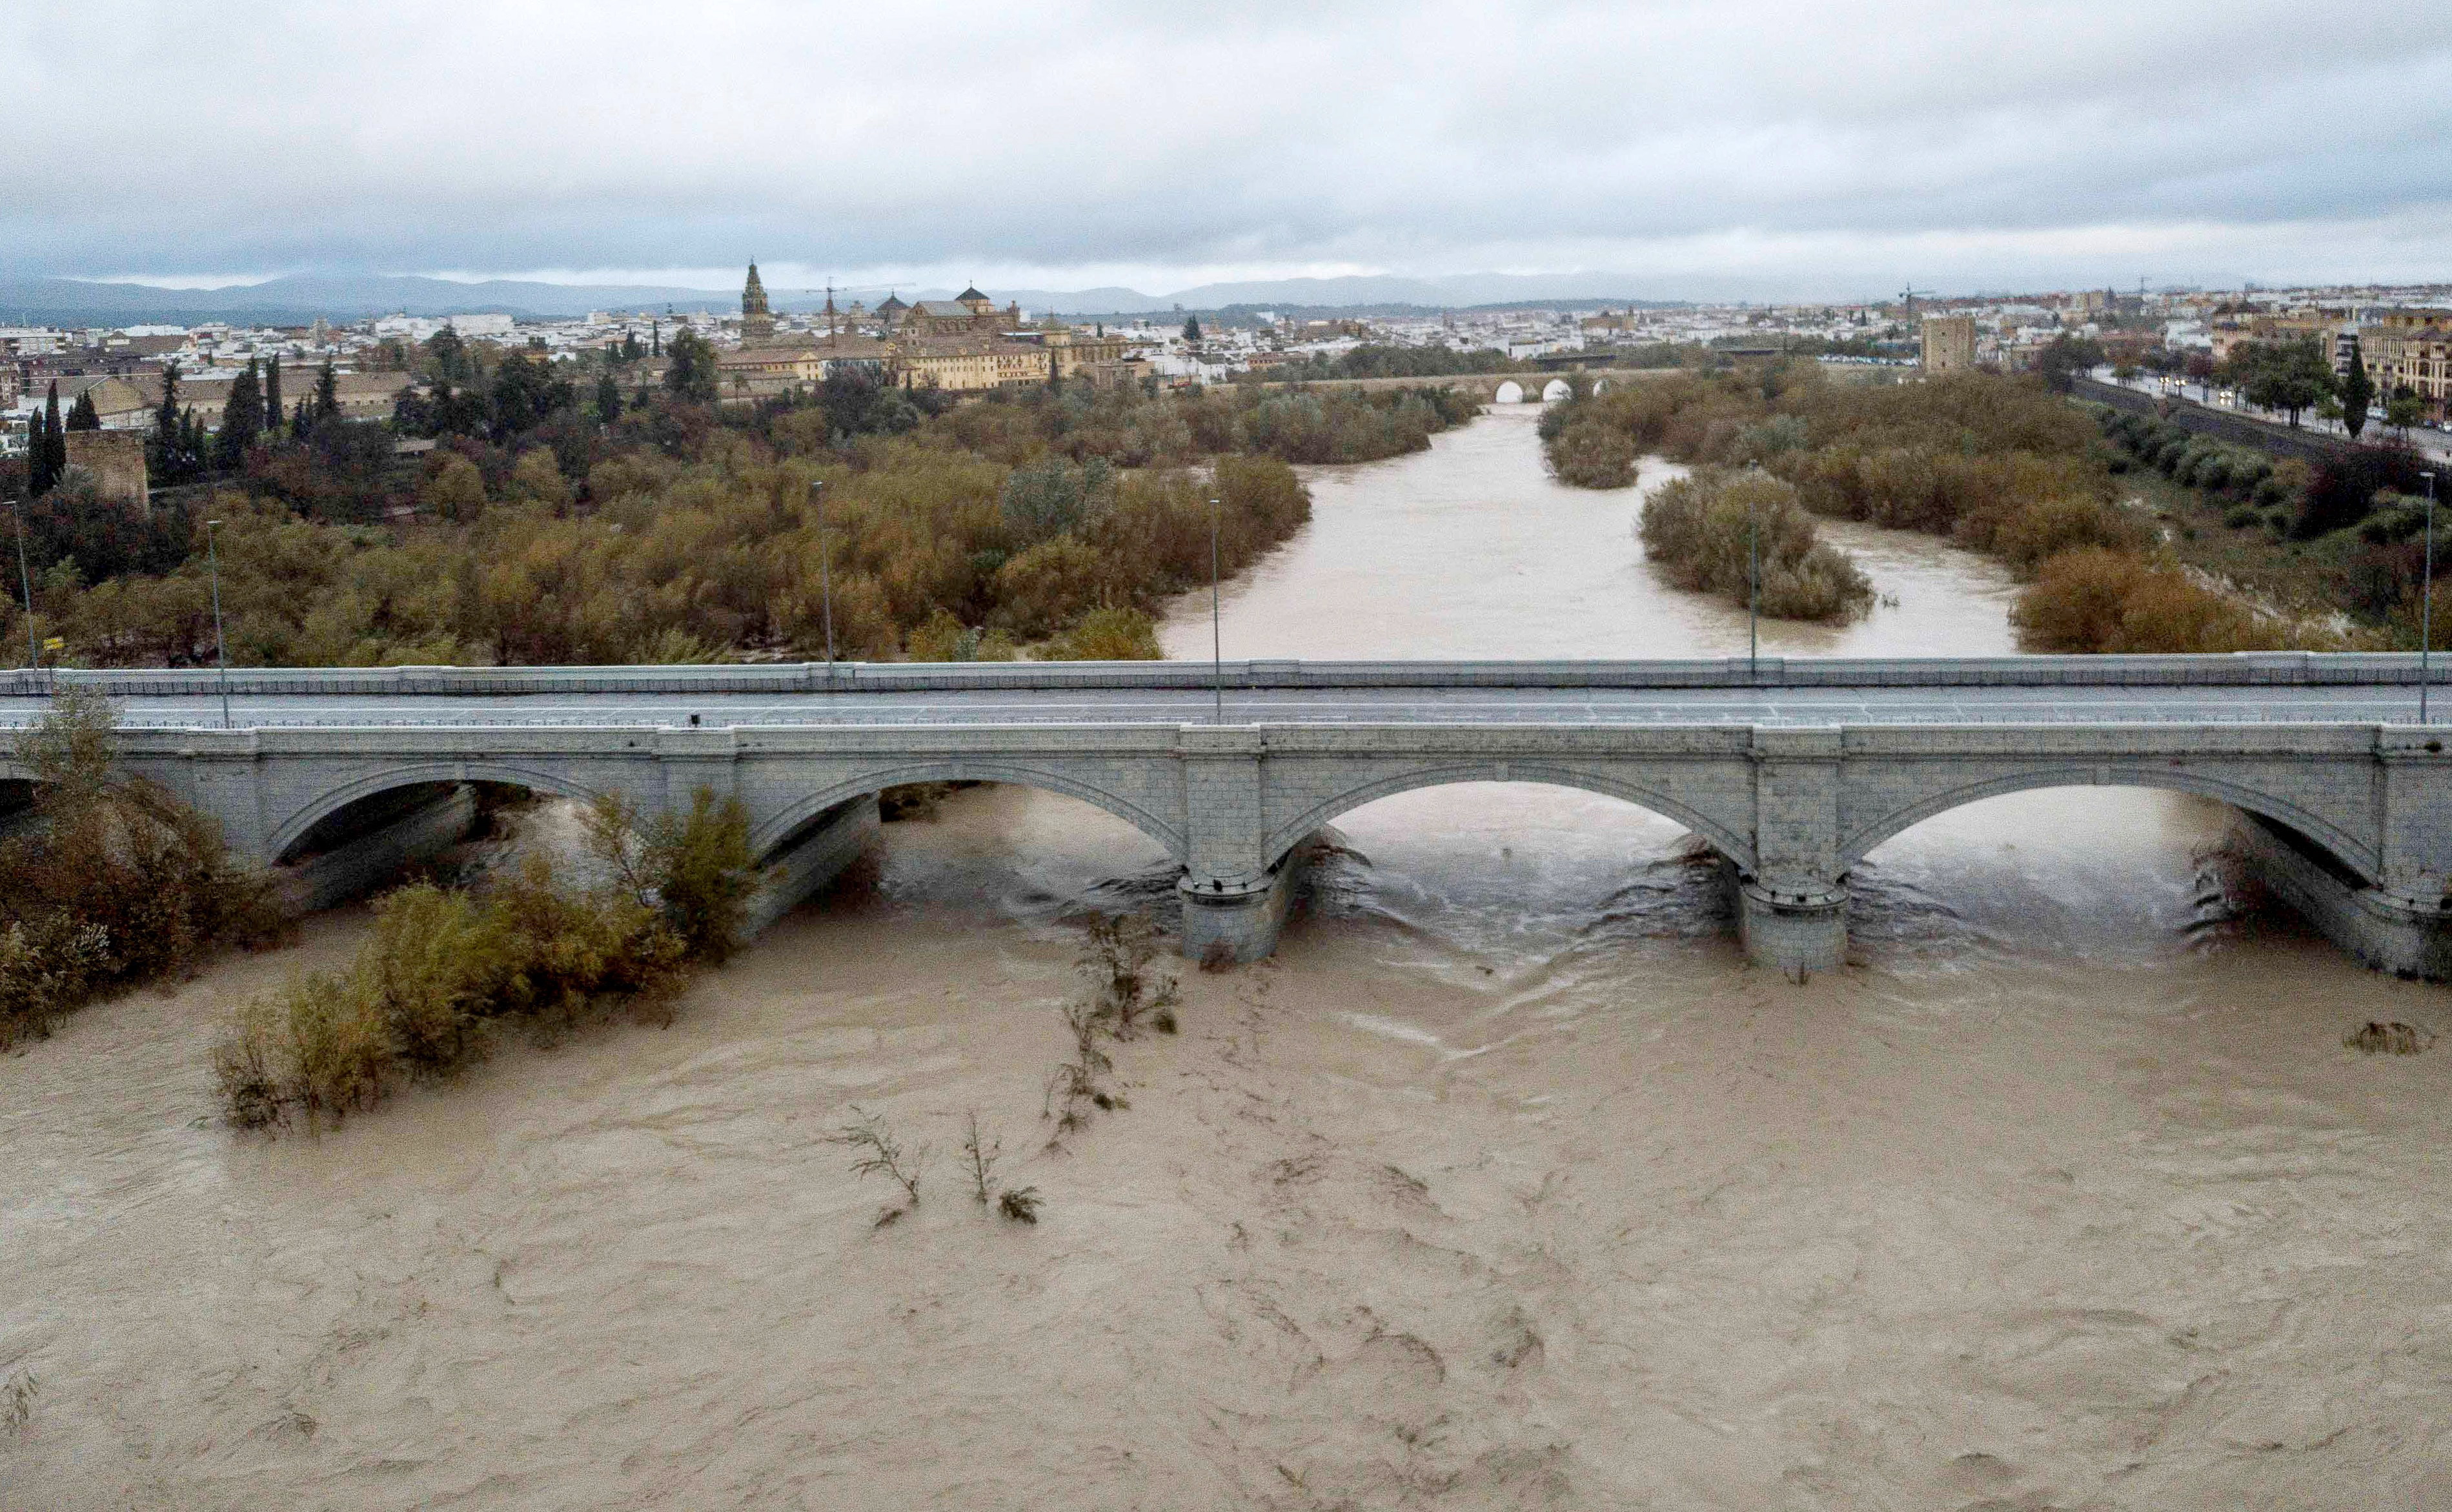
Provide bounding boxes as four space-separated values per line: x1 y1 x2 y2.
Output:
3 0 2447 297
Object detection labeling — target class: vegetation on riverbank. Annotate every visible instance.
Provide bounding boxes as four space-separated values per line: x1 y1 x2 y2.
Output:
0 689 283 1049
5 358 1479 670
1540 363 2368 651
211 788 755 1129
2091 404 2443 644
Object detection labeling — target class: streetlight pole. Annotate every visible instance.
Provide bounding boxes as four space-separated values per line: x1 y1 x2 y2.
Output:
1210 494 1223 723
2425 471 2438 725
813 477 835 664
1747 496 1759 675
11 501 35 680
206 519 230 731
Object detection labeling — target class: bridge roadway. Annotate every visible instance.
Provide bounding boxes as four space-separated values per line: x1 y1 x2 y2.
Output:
0 652 2441 730
0 681 2441 731
6 654 2451 978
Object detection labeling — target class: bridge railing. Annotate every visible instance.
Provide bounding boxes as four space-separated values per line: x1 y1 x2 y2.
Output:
0 652 2435 701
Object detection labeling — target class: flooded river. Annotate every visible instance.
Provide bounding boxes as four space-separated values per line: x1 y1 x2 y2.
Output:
6 405 2451 1509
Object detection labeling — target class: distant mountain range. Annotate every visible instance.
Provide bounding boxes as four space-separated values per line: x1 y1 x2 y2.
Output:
0 270 1687 327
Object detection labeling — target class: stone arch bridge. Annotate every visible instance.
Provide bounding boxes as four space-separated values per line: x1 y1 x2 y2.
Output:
7 656 2451 978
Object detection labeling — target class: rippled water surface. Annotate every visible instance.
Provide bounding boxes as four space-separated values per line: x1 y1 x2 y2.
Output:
6 404 2451 1511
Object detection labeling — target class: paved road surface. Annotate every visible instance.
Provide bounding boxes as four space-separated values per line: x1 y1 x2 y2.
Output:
1 680 2440 731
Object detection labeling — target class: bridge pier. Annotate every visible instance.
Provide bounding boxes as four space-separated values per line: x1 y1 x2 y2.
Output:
742 794 878 938
1179 849 1309 965
1736 877 1849 979
2241 816 2452 980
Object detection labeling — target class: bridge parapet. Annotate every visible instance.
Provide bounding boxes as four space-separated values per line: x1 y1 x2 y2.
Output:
7 651 2451 707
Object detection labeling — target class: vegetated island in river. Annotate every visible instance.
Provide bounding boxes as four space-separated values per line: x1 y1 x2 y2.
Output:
1 339 1479 669
1540 349 2433 652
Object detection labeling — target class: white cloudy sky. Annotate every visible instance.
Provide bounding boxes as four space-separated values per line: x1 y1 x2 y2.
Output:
9 0 2449 298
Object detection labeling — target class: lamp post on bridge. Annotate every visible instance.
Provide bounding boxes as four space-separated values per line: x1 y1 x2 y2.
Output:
813 476 835 665
10 501 35 682
1209 494 1223 724
207 518 230 731
2426 470 2438 725
1747 491 1759 676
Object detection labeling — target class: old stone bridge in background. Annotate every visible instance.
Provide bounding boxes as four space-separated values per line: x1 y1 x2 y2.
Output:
6 655 2452 979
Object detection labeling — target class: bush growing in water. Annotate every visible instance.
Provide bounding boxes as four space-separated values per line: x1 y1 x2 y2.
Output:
212 787 753 1129
1539 366 2342 652
582 788 757 962
1638 470 1874 624
1546 416 1639 489
0 687 283 1047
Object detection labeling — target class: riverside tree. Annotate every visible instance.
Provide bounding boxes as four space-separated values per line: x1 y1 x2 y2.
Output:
0 687 283 1048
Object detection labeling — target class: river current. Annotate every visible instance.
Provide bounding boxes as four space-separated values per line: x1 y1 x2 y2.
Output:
5 404 2450 1509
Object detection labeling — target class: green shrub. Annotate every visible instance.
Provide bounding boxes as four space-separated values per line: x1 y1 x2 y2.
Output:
0 688 284 1048
1043 605 1162 660
216 786 749 1129
1639 469 1873 623
1548 418 1638 489
2011 548 2295 653
582 787 758 963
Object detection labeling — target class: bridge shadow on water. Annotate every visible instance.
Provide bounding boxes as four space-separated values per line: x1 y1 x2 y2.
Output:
1843 788 2291 976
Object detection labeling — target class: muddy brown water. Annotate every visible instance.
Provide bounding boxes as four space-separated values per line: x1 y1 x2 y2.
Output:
6 405 2451 1509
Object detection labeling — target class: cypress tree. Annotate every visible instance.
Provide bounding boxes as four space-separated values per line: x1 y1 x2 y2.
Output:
152 361 183 461
216 359 263 469
66 389 100 431
263 358 283 439
2341 338 2374 440
178 409 206 483
314 358 339 422
594 372 622 425
26 412 53 497
40 383 66 489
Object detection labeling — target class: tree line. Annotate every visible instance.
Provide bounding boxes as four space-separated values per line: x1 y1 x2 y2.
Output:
1537 363 2361 653
3 329 1481 670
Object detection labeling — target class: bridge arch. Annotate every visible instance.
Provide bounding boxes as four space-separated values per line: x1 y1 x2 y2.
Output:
1494 380 1525 405
267 762 624 862
1539 378 1572 403
1591 376 1610 394
1262 763 1755 873
751 763 1186 865
0 774 45 837
1841 765 2379 883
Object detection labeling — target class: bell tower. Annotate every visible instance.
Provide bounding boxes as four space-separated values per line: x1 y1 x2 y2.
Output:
741 262 775 342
